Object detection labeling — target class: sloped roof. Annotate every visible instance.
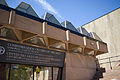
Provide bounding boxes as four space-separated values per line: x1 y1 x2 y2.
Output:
16 2 39 18
42 12 61 26
0 0 8 6
61 20 78 32
77 27 91 37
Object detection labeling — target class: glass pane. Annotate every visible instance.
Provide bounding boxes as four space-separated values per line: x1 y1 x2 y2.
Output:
19 2 29 9
34 66 52 80
0 27 18 41
16 2 39 18
0 63 59 80
10 64 33 80
61 21 78 32
43 12 61 26
53 68 59 80
0 63 9 80
24 36 46 46
87 51 95 55
50 42 66 50
34 66 59 80
70 47 82 53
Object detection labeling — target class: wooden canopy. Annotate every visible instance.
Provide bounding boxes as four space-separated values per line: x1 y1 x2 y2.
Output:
0 4 108 56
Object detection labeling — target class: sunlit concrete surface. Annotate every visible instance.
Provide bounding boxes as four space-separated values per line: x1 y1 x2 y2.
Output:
83 8 120 79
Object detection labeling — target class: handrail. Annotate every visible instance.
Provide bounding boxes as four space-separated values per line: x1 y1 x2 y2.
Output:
98 55 120 69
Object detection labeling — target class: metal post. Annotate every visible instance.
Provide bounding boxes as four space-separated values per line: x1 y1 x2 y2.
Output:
8 64 11 80
57 67 63 80
109 58 112 69
33 66 35 80
52 67 53 80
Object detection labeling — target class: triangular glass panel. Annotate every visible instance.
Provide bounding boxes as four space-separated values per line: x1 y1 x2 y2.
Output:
70 47 82 53
42 12 61 26
61 20 78 32
77 27 91 36
50 42 66 50
0 27 18 41
68 43 79 50
24 36 46 46
21 30 37 40
87 51 95 55
89 32 94 38
77 27 82 33
16 2 39 18
84 48 94 55
82 28 90 36
0 0 8 6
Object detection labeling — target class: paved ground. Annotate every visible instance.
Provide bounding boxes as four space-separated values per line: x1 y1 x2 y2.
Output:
100 66 120 80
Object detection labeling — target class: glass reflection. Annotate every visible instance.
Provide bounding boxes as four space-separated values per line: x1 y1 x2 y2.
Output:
24 36 46 47
0 63 59 80
34 66 59 80
10 64 33 80
34 66 50 80
70 47 82 53
0 27 18 41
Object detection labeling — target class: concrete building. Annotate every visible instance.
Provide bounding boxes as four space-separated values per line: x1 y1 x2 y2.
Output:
0 0 108 80
82 8 120 80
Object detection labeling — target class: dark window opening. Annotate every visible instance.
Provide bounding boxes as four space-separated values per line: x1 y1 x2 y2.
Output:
0 63 60 80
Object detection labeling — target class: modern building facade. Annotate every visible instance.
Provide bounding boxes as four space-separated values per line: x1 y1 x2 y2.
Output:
0 0 108 80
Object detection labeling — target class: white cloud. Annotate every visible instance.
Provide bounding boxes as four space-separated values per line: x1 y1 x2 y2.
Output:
35 0 63 19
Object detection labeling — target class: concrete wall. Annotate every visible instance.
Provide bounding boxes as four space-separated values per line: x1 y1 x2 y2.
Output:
82 8 120 70
65 52 96 80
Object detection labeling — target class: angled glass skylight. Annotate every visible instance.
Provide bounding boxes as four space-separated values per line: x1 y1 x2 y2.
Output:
77 27 82 33
0 0 8 6
61 20 78 32
16 2 39 18
77 27 91 36
42 12 61 26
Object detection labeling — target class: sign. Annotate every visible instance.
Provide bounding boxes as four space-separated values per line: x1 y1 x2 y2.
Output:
0 46 5 55
0 40 65 67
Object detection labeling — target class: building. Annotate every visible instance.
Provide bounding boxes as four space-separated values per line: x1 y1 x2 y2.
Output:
0 0 108 80
82 8 120 80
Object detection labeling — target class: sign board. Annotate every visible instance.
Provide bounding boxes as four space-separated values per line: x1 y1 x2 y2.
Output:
0 40 65 67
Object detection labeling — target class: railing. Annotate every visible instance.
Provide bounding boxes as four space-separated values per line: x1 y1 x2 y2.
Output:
98 55 120 69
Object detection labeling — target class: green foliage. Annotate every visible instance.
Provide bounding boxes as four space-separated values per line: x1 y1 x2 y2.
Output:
10 65 33 80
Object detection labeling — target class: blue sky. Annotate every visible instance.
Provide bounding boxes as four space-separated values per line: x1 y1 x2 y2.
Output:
6 0 120 27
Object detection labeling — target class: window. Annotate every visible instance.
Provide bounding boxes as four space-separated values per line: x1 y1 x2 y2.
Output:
0 63 59 80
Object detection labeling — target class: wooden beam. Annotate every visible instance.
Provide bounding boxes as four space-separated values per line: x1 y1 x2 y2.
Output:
43 36 49 48
48 38 61 46
0 25 5 29
21 35 38 42
12 28 22 41
9 11 15 25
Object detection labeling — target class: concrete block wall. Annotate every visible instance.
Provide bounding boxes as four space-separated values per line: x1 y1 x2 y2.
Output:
82 8 120 70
